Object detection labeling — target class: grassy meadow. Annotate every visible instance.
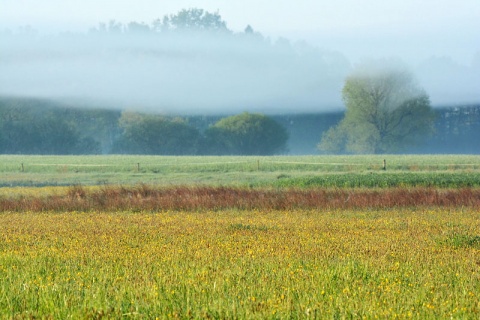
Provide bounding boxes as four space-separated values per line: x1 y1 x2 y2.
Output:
1 154 480 188
1 208 479 318
1 155 480 318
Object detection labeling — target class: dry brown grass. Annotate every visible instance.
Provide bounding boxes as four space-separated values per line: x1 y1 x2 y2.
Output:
1 185 479 212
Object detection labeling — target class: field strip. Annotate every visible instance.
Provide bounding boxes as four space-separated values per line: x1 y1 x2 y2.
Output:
28 164 111 167
18 161 480 167
25 161 254 167
264 161 364 165
140 161 254 166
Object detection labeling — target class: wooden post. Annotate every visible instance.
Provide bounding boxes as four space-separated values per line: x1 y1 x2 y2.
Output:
383 159 387 171
21 163 24 172
137 163 140 172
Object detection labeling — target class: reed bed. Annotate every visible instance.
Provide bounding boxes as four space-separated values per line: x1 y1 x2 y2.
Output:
1 185 480 212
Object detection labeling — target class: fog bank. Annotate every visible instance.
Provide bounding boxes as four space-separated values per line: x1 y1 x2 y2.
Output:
1 25 479 114
1 28 350 114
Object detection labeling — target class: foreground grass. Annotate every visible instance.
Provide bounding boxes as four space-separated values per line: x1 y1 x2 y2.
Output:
1 208 479 318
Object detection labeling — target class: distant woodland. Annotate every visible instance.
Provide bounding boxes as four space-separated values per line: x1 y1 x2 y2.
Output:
2 9 479 155
0 97 479 155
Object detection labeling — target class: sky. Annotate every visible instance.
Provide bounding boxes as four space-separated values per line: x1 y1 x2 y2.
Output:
1 0 479 65
1 0 479 112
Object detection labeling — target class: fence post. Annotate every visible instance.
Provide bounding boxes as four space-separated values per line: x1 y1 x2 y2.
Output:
383 159 387 171
21 163 24 172
137 163 140 172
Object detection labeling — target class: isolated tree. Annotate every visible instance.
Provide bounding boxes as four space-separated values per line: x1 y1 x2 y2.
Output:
205 112 288 155
318 62 435 154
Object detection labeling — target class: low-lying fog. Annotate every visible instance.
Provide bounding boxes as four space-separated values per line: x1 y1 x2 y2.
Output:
1 21 479 114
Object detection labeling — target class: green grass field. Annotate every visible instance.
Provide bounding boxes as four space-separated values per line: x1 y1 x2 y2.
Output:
1 155 480 318
0 209 480 319
1 154 480 188
1 208 480 318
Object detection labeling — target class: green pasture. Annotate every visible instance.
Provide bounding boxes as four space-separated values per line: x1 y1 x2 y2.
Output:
1 154 480 188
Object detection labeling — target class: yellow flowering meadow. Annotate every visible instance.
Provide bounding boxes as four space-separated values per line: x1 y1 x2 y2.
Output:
1 208 479 318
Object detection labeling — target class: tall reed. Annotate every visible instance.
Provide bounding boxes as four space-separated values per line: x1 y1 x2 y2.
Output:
1 185 479 212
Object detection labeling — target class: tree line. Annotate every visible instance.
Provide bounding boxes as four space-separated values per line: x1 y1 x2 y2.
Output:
0 98 288 155
1 95 479 155
114 111 288 155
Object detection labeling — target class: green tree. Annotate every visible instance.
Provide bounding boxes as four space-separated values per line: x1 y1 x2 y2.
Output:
205 112 288 155
161 8 229 33
318 62 435 154
0 118 97 155
115 112 201 155
53 107 121 154
0 98 100 154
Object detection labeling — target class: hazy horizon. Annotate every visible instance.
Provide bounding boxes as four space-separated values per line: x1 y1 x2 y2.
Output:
2 0 478 64
1 1 479 114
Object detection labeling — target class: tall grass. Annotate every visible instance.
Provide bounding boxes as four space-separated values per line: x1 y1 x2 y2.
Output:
1 185 480 212
1 209 479 318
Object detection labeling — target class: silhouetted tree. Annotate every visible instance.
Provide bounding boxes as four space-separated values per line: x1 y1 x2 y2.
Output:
161 8 229 33
126 22 152 34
